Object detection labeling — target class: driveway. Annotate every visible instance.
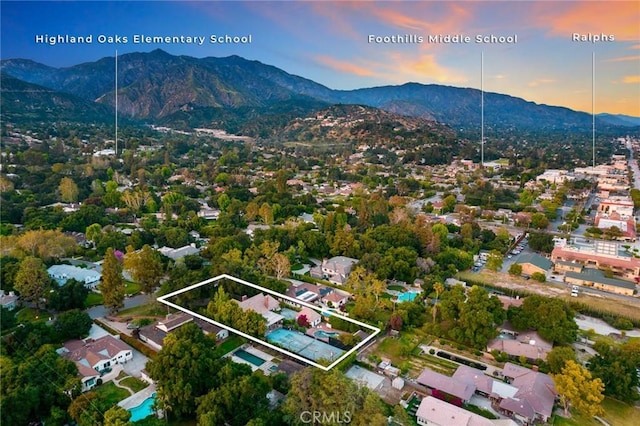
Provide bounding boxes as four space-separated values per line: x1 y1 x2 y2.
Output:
122 348 150 378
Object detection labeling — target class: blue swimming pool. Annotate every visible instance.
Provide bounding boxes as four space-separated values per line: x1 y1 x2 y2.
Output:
128 392 156 422
234 349 266 366
314 330 340 339
397 290 421 302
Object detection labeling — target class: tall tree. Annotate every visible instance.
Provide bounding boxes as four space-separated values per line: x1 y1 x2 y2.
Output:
99 248 124 313
59 177 79 203
282 368 386 426
547 346 576 374
147 322 220 419
589 342 640 402
553 360 604 417
15 256 51 313
123 245 164 295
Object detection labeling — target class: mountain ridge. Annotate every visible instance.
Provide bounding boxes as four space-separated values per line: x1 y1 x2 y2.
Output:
1 50 637 133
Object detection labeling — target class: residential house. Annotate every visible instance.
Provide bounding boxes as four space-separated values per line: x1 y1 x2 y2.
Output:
416 396 499 426
237 293 284 331
48 264 101 289
139 313 229 351
416 369 475 404
297 307 321 327
0 290 18 310
487 329 553 362
310 256 359 285
158 244 201 261
59 335 133 391
497 363 557 424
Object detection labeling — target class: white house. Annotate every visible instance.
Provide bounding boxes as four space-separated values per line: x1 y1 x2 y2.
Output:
297 307 321 328
311 256 358 285
0 290 18 310
48 264 101 289
59 335 133 391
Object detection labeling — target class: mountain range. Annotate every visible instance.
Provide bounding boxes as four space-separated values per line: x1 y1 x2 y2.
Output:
1 49 638 134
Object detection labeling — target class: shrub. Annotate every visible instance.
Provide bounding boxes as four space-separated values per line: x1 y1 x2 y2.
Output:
531 272 546 282
613 317 634 330
429 348 436 355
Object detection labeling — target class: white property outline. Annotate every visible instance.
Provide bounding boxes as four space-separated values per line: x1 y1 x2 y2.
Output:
157 274 381 371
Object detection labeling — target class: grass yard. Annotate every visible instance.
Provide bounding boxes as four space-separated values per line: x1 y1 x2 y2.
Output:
117 302 166 318
553 397 640 426
84 292 104 307
213 335 245 357
94 381 131 406
16 308 48 324
120 377 149 393
387 285 406 291
124 281 142 295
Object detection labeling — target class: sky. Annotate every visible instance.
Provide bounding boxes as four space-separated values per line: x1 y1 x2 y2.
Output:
1 0 639 116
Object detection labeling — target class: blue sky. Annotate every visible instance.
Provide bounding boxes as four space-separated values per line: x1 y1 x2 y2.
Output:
1 1 639 115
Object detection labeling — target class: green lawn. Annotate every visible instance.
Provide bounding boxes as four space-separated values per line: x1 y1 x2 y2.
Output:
553 397 640 426
117 302 166 318
16 308 48 324
94 381 131 405
124 281 142 295
387 285 406 291
120 377 149 393
84 292 104 307
213 335 245 356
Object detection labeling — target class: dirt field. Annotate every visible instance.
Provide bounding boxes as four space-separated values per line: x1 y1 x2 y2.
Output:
457 270 640 323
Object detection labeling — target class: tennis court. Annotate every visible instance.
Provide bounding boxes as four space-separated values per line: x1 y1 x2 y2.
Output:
266 328 345 362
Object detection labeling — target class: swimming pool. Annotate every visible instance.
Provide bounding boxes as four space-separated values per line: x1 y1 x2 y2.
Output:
397 290 421 302
234 349 266 366
127 393 156 422
314 330 340 339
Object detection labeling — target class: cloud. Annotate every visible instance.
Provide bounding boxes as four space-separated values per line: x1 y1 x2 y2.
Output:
528 79 557 87
605 55 640 62
532 2 640 41
366 2 473 35
622 75 640 84
314 56 378 77
386 53 468 84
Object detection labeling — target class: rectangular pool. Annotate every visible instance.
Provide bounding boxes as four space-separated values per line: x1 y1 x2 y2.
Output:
234 349 266 366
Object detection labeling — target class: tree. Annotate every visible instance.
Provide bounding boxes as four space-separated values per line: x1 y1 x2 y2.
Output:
527 232 554 253
68 392 103 426
508 263 523 276
531 272 546 282
449 285 505 349
297 314 310 327
196 372 270 426
485 250 503 271
270 253 291 280
147 322 220 419
531 212 549 229
389 313 403 331
432 282 445 323
1 345 80 426
59 177 79 203
15 256 51 313
589 341 639 402
547 346 576 374
123 245 164 295
54 309 93 341
282 368 386 426
103 406 132 426
508 295 578 345
553 360 604 417
48 278 89 311
99 248 124 313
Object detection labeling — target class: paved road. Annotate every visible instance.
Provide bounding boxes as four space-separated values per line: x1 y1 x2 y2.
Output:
86 294 151 319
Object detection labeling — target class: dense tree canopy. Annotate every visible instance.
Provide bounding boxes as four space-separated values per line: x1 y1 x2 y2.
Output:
508 295 578 345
